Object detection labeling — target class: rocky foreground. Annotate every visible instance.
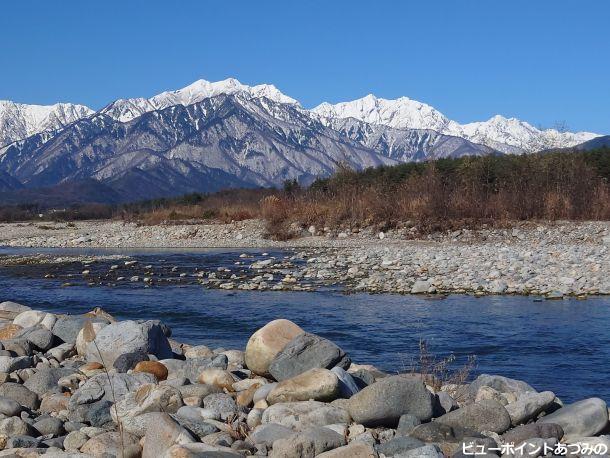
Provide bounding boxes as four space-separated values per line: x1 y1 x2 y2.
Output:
0 301 608 457
1 220 609 296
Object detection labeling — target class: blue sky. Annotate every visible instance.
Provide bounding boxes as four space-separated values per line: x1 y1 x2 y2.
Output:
1 1 608 133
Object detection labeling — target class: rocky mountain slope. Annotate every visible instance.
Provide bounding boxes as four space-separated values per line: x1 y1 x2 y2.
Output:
0 94 395 200
0 100 93 148
326 117 496 162
313 94 599 154
0 78 603 202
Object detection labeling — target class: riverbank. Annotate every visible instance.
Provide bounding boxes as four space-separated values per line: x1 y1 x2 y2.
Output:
0 300 608 457
1 220 608 296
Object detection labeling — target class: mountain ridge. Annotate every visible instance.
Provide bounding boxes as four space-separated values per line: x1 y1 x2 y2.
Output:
312 94 599 154
1 78 601 152
0 78 604 204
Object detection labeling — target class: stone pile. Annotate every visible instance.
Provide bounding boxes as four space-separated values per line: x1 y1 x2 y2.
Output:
0 300 608 457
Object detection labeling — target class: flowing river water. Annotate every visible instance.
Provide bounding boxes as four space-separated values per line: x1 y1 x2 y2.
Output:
1 247 609 404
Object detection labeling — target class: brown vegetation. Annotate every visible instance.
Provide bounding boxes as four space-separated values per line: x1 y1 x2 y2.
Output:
1 148 608 240
408 339 476 401
261 148 610 238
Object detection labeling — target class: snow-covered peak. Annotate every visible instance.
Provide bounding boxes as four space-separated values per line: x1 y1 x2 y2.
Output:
0 100 93 147
313 94 462 135
461 115 599 153
102 78 298 122
314 96 601 153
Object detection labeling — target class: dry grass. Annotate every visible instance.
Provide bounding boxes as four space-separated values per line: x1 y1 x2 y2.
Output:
408 339 477 398
118 188 275 226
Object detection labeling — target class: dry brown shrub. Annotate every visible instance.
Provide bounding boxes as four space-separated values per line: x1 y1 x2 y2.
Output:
408 339 477 396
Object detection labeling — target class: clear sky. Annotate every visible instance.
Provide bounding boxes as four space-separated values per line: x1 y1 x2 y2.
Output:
1 0 608 133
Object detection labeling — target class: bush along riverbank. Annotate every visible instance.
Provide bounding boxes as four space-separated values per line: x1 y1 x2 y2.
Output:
0 301 608 457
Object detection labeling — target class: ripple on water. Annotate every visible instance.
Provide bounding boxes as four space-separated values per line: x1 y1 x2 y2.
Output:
0 247 609 403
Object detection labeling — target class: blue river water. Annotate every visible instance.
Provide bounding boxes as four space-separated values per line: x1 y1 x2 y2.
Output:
1 247 609 404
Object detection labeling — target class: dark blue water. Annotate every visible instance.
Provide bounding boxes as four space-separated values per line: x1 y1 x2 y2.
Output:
1 247 609 403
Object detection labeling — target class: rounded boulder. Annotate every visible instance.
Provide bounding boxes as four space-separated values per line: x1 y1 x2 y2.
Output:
347 375 434 427
267 368 341 404
244 319 304 376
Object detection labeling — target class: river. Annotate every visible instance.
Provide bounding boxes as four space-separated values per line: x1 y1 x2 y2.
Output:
1 247 608 403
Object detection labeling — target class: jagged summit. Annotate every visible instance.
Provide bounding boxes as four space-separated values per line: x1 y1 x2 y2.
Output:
0 100 93 147
101 78 299 122
314 95 599 154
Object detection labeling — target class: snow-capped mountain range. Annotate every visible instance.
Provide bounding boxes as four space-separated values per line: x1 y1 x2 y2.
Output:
0 101 93 148
0 78 602 202
313 94 598 154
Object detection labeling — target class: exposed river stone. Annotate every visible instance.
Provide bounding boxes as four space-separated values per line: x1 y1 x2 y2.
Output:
262 401 351 431
348 375 434 426
0 298 606 458
268 332 350 381
267 368 341 404
270 427 347 458
538 397 609 439
505 390 556 425
245 319 304 376
436 399 512 433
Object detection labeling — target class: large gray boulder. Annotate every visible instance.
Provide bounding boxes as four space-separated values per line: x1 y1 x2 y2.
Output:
262 401 350 431
0 382 39 410
468 374 535 399
538 397 608 439
0 301 31 315
505 390 556 425
347 375 433 426
502 423 564 445
245 319 305 376
24 366 76 396
142 412 195 458
270 427 346 458
17 327 55 351
69 372 155 408
268 333 350 381
85 320 172 368
436 399 512 433
53 316 107 344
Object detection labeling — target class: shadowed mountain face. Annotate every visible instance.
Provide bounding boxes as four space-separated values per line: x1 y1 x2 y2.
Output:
0 169 23 192
573 135 610 150
327 117 497 162
0 179 122 206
